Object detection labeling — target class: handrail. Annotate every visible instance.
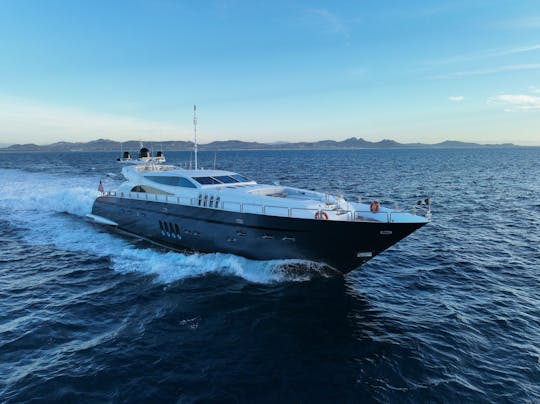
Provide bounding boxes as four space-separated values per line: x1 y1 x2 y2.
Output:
100 190 428 222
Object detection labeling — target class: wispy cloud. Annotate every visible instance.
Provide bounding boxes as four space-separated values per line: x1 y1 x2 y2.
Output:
304 8 350 39
0 96 185 144
433 63 540 79
449 96 464 102
426 43 540 66
497 16 540 29
488 94 540 112
391 1 476 19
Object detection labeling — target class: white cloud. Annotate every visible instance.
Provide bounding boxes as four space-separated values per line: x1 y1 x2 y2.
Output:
0 96 187 144
449 96 464 102
488 94 540 112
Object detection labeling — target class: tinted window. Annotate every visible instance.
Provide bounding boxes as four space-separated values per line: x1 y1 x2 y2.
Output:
147 176 197 188
148 176 176 185
231 174 251 182
177 178 197 188
214 175 238 184
141 185 172 195
193 176 222 185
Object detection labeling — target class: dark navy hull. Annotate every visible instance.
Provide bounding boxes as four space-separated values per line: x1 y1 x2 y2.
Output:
91 196 426 274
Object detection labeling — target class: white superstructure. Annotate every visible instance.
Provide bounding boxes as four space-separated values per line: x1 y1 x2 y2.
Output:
110 164 429 224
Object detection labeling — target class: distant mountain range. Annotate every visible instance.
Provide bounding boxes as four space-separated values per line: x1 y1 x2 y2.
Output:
0 137 516 152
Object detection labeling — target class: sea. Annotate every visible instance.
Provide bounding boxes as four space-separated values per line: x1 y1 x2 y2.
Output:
0 148 539 403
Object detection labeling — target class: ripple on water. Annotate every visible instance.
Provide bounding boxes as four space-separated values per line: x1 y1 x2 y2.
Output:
1 149 540 401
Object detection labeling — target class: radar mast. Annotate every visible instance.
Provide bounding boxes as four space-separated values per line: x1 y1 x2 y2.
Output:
193 105 198 170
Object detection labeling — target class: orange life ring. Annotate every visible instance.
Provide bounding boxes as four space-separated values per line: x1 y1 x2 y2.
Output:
315 211 329 220
370 200 380 213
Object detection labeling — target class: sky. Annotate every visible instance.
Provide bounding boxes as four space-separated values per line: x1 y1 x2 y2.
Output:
0 0 539 146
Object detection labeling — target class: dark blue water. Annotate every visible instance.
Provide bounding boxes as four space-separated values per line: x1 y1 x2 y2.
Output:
1 148 539 402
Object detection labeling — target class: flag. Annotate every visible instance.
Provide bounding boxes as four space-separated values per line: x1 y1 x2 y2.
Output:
98 180 104 193
417 197 431 206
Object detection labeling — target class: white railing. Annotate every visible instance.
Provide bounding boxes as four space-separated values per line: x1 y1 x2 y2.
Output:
100 191 428 223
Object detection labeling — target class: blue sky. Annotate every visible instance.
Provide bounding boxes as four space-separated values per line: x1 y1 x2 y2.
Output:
1 1 539 145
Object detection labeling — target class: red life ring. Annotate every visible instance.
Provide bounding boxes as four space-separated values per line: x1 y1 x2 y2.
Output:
370 200 380 213
315 211 329 220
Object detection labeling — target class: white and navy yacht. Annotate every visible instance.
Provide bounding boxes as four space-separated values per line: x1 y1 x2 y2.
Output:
89 108 430 273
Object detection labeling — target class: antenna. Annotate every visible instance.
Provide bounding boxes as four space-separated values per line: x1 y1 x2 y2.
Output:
213 152 217 170
193 104 198 170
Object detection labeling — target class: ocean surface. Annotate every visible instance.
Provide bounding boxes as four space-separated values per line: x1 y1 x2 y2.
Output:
0 148 539 403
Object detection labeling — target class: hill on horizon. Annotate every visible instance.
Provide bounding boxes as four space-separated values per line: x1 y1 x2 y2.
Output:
0 137 516 152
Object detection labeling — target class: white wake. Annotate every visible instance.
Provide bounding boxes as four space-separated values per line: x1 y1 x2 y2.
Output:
0 169 330 283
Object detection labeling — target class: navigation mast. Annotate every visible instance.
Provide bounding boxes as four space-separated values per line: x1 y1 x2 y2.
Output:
193 104 198 170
